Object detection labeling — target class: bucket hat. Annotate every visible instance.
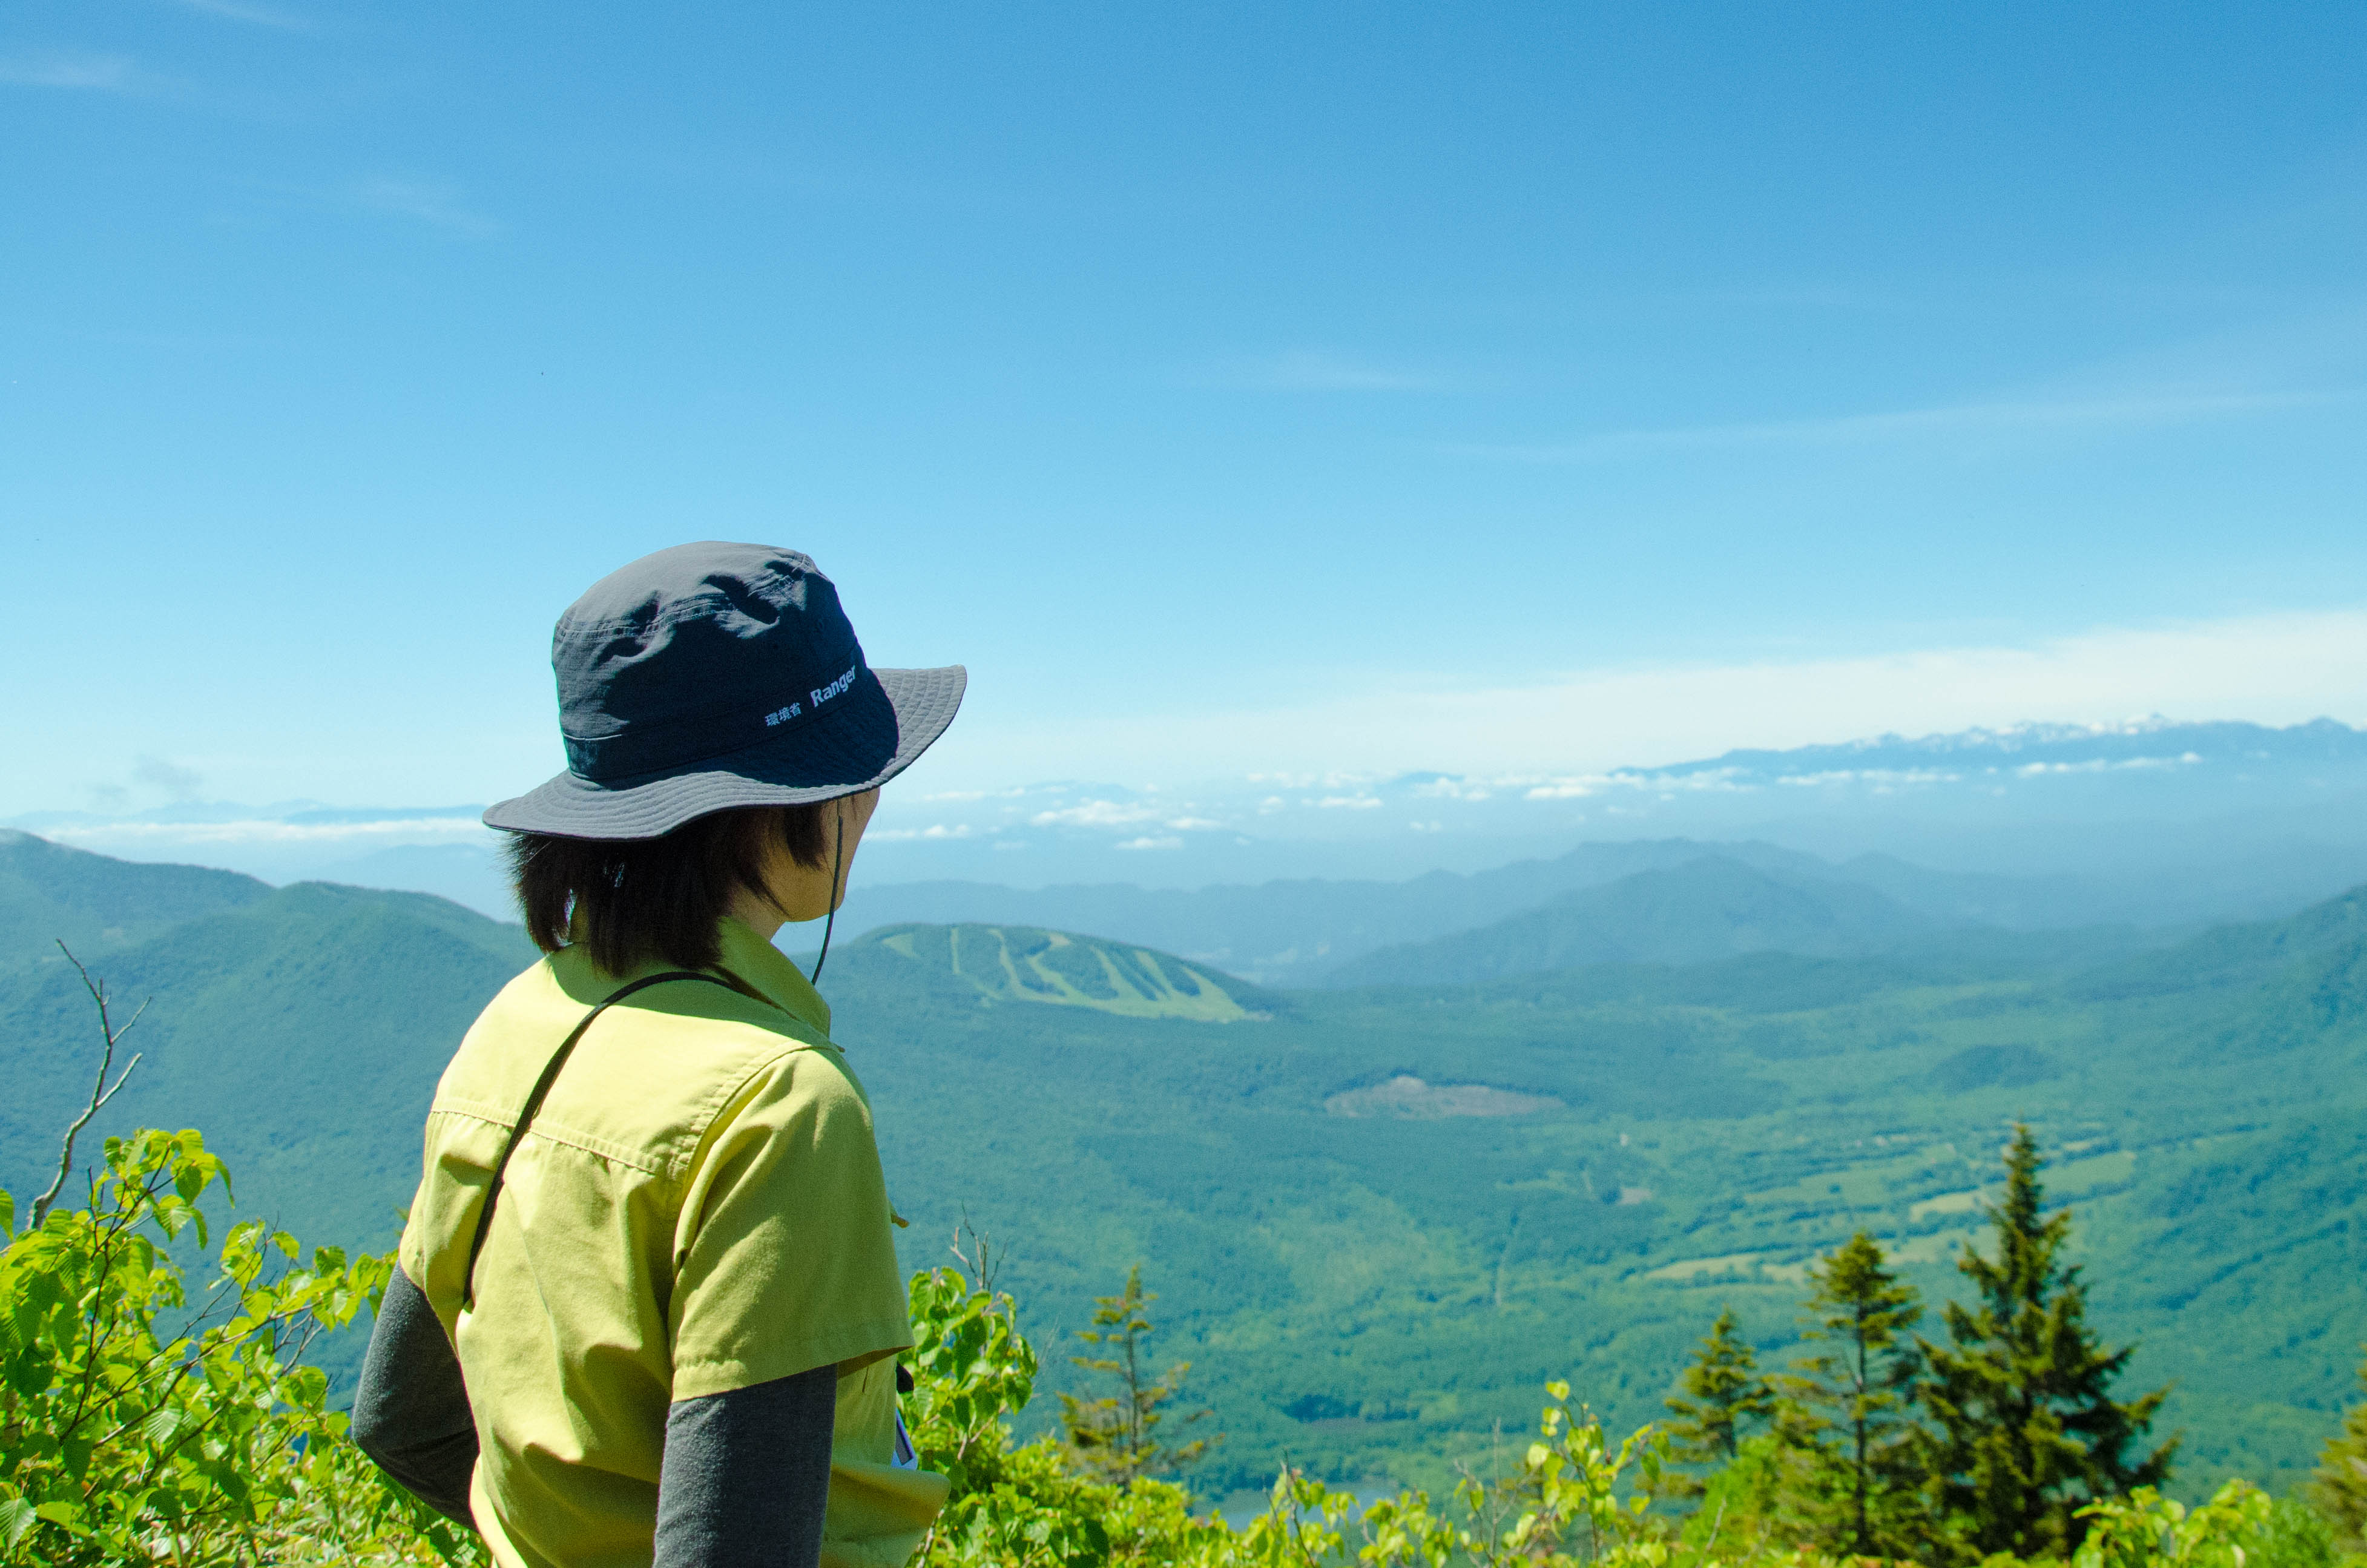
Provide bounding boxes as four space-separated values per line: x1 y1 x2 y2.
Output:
483 542 965 840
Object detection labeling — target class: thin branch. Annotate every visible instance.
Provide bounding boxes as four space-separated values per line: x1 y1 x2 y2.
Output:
947 1207 1006 1297
33 942 148 1230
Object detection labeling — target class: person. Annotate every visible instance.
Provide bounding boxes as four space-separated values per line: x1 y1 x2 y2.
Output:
353 541 965 1568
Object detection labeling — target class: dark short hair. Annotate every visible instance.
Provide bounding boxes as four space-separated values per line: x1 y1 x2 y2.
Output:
506 805 832 973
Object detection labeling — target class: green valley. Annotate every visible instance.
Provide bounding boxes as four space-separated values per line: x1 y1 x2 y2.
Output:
2 832 2361 1506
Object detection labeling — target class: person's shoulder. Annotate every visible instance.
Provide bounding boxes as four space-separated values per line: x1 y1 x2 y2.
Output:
714 1028 872 1129
435 947 848 1156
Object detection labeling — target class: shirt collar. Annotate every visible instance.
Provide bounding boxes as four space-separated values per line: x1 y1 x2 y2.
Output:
713 916 832 1038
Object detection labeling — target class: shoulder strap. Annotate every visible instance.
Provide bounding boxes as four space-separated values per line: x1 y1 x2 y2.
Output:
463 969 740 1308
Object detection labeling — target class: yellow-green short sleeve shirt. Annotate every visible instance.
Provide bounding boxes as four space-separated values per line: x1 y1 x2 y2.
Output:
398 918 946 1568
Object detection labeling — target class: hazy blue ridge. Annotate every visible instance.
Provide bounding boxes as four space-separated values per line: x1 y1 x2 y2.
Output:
1324 856 1944 986
1 829 271 962
1 868 536 1247
835 838 2155 987
832 838 1842 984
1648 716 2367 778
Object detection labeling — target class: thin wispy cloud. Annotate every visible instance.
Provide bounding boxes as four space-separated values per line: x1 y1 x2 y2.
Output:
1446 387 2337 463
133 754 204 799
1224 350 1443 392
1690 283 1908 312
351 178 502 237
0 53 152 93
165 0 314 28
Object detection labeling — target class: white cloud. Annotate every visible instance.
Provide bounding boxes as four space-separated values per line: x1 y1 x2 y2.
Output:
1 53 147 91
1317 794 1383 810
953 606 2367 783
867 823 975 841
1447 388 2335 463
1226 350 1440 392
1030 799 1162 828
1114 835 1184 851
353 178 501 237
2010 753 2200 779
38 815 490 848
133 754 203 799
167 0 312 27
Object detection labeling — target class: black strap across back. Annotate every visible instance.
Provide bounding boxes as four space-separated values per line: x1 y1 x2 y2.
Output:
462 970 741 1308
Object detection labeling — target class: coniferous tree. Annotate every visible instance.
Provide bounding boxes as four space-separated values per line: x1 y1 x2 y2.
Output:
2313 1345 2367 1555
1917 1125 2175 1560
1662 1308 1775 1498
1059 1264 1213 1483
1776 1231 1929 1557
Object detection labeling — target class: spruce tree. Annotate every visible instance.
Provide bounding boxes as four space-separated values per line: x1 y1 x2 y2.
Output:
1662 1308 1776 1497
1777 1231 1929 1556
1917 1125 2175 1560
2312 1345 2367 1555
1059 1264 1213 1483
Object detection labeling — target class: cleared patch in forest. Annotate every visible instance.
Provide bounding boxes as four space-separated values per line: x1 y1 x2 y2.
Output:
1325 1075 1563 1119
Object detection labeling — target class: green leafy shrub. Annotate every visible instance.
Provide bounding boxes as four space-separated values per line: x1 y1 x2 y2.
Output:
0 1128 478 1566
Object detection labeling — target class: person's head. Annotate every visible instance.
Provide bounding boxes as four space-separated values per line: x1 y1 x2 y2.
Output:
482 544 962 974
506 790 882 972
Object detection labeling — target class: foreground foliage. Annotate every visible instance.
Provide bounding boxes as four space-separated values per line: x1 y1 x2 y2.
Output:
0 1129 478 1566
2319 1352 2367 1556
2 1125 2355 1568
899 1262 2345 1568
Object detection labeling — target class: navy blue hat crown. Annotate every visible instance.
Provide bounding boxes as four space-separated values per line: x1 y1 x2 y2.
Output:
555 547 871 783
482 541 966 840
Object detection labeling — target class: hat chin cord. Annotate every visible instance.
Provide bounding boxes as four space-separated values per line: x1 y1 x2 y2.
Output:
809 811 846 984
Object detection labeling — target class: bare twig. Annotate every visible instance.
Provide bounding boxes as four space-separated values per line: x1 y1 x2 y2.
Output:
1699 1495 1730 1560
32 943 148 1231
948 1207 1005 1296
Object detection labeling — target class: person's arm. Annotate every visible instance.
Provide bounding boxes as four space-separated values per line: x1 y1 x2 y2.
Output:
352 1268 479 1525
654 1362 838 1568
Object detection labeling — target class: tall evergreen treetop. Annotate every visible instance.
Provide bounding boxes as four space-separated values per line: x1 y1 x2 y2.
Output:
1778 1231 1928 1558
2313 1345 2367 1555
1663 1307 1775 1497
1918 1125 2176 1561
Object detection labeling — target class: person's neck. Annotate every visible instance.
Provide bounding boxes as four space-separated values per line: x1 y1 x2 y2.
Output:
721 887 789 945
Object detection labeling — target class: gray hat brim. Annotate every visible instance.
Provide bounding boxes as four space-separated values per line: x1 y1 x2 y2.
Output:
482 665 966 840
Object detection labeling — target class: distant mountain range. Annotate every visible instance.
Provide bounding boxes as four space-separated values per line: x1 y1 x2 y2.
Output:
1325 857 1939 985
1639 714 2367 780
839 837 2247 986
12 714 2367 905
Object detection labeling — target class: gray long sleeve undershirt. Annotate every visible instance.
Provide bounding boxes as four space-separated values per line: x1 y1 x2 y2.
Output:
353 1268 838 1567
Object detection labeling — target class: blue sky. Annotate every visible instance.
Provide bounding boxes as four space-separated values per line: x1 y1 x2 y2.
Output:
8 2 2367 818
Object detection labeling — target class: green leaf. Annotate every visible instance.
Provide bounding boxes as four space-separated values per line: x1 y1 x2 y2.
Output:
33 1498 87 1532
0 1497 36 1549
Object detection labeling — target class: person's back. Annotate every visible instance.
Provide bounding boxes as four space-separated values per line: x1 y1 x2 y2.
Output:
355 543 966 1568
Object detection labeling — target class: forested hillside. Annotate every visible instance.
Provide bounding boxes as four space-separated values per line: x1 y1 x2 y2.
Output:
3 832 2361 1502
833 838 2161 986
825 917 2367 1495
0 835 536 1245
